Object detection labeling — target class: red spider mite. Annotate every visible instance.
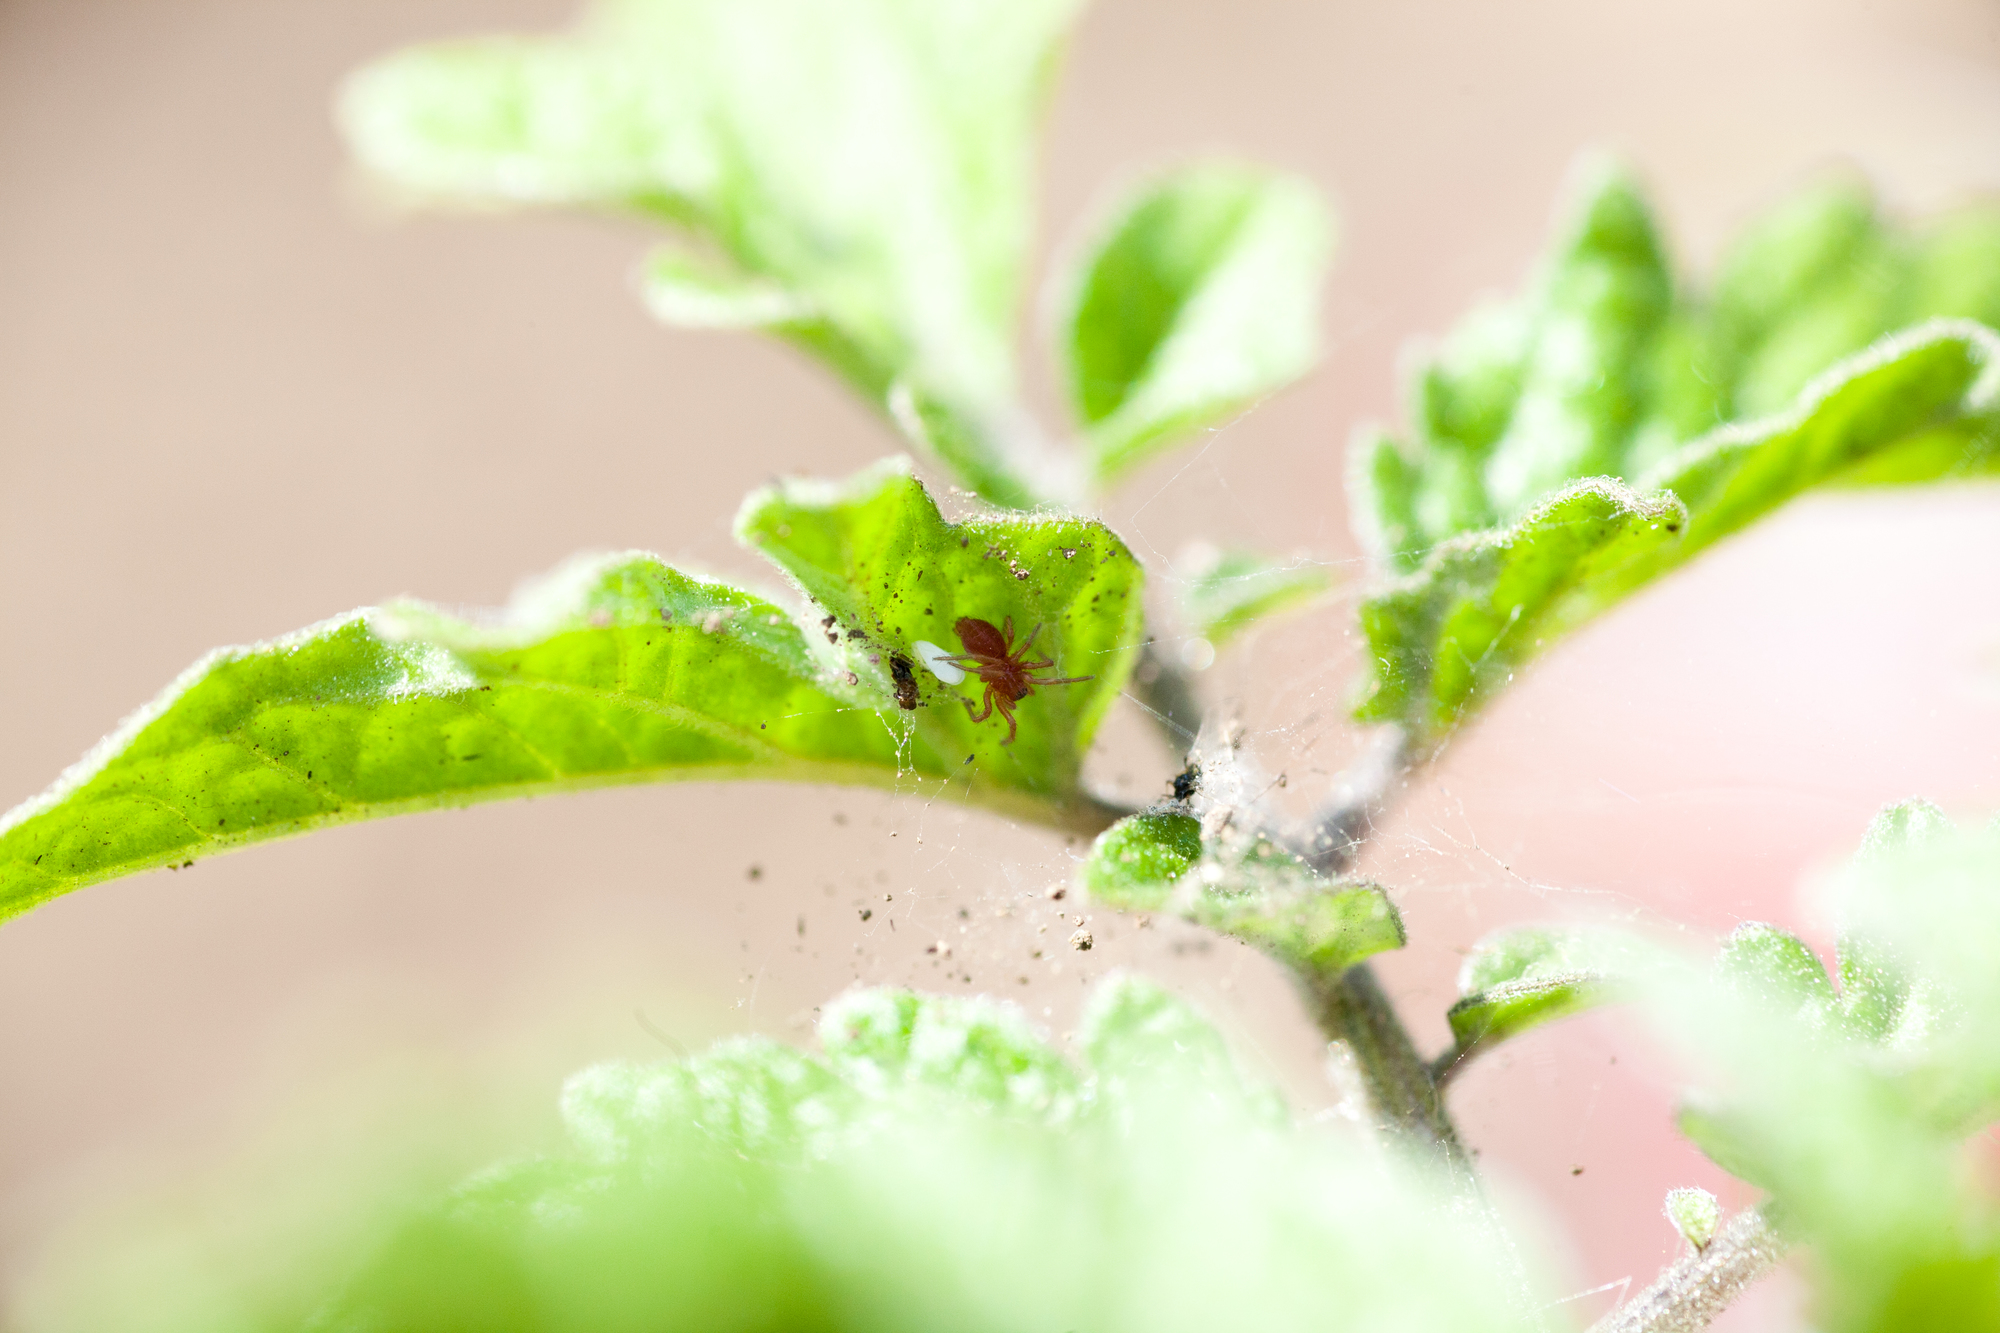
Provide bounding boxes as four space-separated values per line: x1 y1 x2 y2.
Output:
942 615 1093 745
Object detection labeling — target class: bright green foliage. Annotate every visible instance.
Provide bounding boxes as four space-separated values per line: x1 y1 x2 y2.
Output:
1175 544 1332 651
1056 164 1333 483
1357 321 2000 747
1355 168 2000 574
47 982 1553 1332
1079 811 1202 911
737 457 1142 793
1441 925 1618 1068
339 0 1083 508
1658 808 2000 1332
1353 160 1673 567
1351 159 2000 746
0 462 1139 921
1078 810 1405 975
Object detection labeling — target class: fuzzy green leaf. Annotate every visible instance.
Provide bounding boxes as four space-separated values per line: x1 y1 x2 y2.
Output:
1075 809 1405 974
1057 164 1332 484
1663 1187 1721 1252
1174 545 1332 651
1352 167 2000 578
1 462 1139 921
736 458 1142 795
1192 878 1404 976
1476 159 1673 517
0 558 901 920
1640 810 2000 1333
40 981 1552 1333
1358 322 2000 748
1078 811 1202 912
1442 926 1618 1068
340 0 1083 507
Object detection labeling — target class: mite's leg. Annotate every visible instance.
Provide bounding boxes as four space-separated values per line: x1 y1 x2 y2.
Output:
1019 623 1043 654
995 693 1018 744
963 688 995 725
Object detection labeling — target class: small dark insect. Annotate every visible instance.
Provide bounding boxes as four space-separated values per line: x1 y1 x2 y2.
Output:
941 615 1092 745
1171 761 1201 802
889 653 920 710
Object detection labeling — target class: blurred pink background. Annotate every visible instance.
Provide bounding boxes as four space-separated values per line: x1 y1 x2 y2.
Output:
5 0 2000 1326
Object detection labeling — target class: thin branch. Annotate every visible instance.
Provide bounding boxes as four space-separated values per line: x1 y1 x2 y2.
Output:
1302 725 1410 875
1586 1207 1789 1333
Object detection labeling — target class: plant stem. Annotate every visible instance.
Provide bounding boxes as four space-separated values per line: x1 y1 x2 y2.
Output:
1585 1208 1788 1333
1304 725 1410 875
1306 961 1468 1165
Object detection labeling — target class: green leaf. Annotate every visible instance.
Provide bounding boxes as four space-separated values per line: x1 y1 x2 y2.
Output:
340 0 1084 506
1358 321 2000 748
1174 544 1332 651
1477 159 1673 517
1192 877 1404 977
1859 796 1954 860
0 558 878 920
1709 178 1906 419
637 245 819 329
1 462 1140 921
1056 163 1333 484
1663 1187 1721 1252
1075 809 1404 975
1442 926 1619 1068
1715 922 1838 1016
42 981 1553 1333
1078 811 1202 912
1633 812 2000 1333
736 457 1143 795
1351 166 2000 584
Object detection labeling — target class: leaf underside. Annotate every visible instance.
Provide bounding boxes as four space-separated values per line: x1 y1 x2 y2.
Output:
0 461 1140 921
1441 925 1618 1067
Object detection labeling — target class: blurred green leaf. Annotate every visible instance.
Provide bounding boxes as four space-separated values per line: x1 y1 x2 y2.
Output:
1174 544 1332 651
1357 322 2000 748
50 980 1550 1333
1441 926 1618 1071
1715 922 1838 1018
340 0 1084 507
1644 807 2000 1332
1 461 1139 921
1079 811 1202 912
1353 168 2000 581
1055 163 1333 484
1476 159 1673 517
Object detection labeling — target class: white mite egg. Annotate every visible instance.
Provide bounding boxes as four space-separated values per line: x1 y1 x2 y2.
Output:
912 640 966 684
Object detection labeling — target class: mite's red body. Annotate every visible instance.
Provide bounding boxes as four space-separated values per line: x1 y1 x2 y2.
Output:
942 615 1093 744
